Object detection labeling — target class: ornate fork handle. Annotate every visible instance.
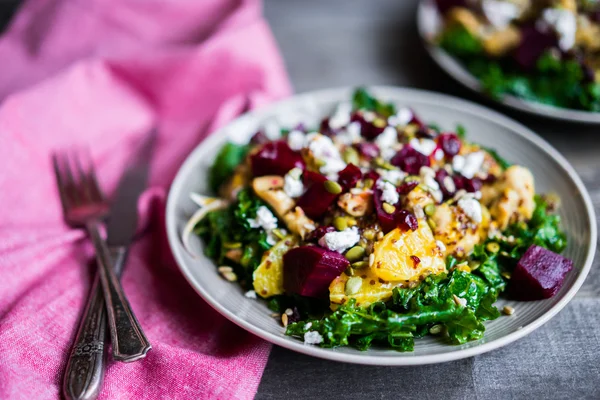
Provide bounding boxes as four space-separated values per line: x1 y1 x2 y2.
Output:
85 220 151 363
63 247 128 400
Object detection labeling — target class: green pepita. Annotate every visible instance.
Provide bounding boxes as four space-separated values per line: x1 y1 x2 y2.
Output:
345 276 363 296
345 246 366 262
351 261 368 269
424 203 436 217
342 147 360 165
324 180 343 195
333 216 348 231
382 202 396 214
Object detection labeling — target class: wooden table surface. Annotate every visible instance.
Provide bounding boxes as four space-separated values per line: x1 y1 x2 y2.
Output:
257 1 600 399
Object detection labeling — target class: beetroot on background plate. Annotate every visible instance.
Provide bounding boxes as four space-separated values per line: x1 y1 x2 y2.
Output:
508 245 573 301
296 172 338 219
338 163 362 190
390 146 431 175
438 133 461 157
283 246 350 298
250 141 305 177
513 25 558 70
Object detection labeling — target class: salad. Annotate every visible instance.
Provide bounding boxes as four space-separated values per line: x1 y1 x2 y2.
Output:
433 0 600 112
184 88 573 351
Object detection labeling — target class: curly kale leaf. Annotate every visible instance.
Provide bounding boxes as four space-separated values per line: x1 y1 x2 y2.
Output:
352 87 397 117
439 25 482 57
208 142 249 194
286 269 500 351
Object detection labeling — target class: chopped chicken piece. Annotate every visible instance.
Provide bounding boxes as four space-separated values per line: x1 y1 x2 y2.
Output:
337 191 373 217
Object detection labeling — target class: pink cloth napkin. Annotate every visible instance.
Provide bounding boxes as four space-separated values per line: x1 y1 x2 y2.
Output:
0 0 291 398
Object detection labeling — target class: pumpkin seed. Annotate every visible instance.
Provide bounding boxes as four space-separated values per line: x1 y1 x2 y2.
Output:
223 242 242 249
382 202 396 214
324 180 343 194
345 276 363 296
315 158 327 168
333 216 348 231
272 229 286 240
429 324 443 335
351 261 368 269
363 229 376 241
486 242 500 253
345 246 366 262
424 204 436 217
342 147 360 165
362 178 374 189
427 218 437 230
502 306 515 315
373 118 386 128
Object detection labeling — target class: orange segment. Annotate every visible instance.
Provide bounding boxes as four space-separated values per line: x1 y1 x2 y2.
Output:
253 236 297 298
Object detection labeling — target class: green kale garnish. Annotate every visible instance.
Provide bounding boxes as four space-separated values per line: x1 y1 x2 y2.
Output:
482 147 512 170
286 268 500 351
439 25 482 57
208 142 250 194
352 87 397 117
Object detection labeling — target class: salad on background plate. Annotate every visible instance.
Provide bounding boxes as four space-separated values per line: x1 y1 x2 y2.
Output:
424 0 600 113
183 88 573 352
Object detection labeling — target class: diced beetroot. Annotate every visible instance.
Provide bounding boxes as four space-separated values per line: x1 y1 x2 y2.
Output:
297 174 338 219
434 0 467 14
305 226 336 243
319 117 337 137
409 110 426 129
513 24 558 70
354 142 380 159
396 210 418 232
508 245 573 301
351 112 385 140
415 127 436 139
338 163 362 190
397 180 419 195
373 181 419 233
283 246 350 298
363 169 380 183
250 141 305 177
436 169 455 200
438 133 461 157
453 175 482 193
390 146 431 175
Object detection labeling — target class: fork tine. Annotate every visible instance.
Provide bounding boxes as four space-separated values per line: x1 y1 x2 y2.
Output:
62 151 81 206
72 149 92 204
52 152 71 212
83 148 105 203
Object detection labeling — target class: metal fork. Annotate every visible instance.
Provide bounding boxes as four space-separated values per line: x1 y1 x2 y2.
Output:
52 150 151 362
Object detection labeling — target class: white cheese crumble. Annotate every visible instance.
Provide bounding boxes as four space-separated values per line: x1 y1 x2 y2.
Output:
458 195 483 223
436 240 447 252
377 179 400 205
362 111 376 122
283 167 305 198
328 102 353 130
542 8 576 51
304 331 324 345
442 175 456 193
410 138 437 156
482 0 519 29
387 107 413 127
318 227 360 253
304 322 313 329
434 148 444 161
244 290 257 299
375 126 398 150
287 129 305 151
453 151 485 179
335 121 362 145
248 206 278 231
306 133 347 179
263 119 281 140
420 166 443 203
378 168 406 186
380 146 398 161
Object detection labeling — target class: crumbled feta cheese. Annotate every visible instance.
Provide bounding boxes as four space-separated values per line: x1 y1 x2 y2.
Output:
304 322 312 330
379 169 406 186
434 148 444 161
287 130 305 151
458 196 483 223
380 146 398 161
375 126 398 150
410 138 437 156
414 205 425 219
542 8 576 51
284 168 305 198
482 0 519 29
387 107 413 127
420 166 443 203
248 206 278 231
453 151 485 179
263 119 281 140
377 179 400 205
442 175 456 193
318 227 360 253
304 331 324 345
362 111 376 122
245 290 257 299
328 102 353 130
335 121 361 145
306 133 347 178
436 240 447 252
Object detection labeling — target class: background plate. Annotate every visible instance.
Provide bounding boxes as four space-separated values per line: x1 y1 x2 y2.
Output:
166 86 596 365
417 0 600 124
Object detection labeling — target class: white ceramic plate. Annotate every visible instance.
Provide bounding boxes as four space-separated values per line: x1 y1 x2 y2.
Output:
417 0 600 124
166 86 596 365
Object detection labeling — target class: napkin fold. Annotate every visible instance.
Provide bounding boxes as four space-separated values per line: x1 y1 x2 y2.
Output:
0 0 291 398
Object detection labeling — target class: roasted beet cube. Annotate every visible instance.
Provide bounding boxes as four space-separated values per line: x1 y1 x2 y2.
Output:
297 173 338 219
283 246 350 298
438 133 461 157
396 210 418 232
338 163 362 190
513 25 558 70
508 245 573 301
397 180 419 195
373 182 419 233
351 112 386 140
409 110 426 129
390 146 430 175
435 169 455 199
250 141 305 177
305 225 336 243
249 131 269 145
354 142 380 160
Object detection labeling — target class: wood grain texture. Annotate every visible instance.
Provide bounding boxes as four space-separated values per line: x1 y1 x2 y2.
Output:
258 1 600 398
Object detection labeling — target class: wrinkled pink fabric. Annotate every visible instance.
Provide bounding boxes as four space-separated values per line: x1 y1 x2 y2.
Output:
0 0 291 399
